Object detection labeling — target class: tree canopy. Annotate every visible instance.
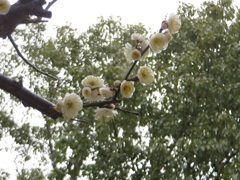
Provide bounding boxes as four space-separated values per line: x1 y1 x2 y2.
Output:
0 0 240 179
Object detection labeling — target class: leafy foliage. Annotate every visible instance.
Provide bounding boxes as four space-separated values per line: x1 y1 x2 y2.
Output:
0 0 240 179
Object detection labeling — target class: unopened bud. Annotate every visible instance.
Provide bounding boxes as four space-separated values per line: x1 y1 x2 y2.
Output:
161 20 168 30
108 103 115 109
114 80 121 87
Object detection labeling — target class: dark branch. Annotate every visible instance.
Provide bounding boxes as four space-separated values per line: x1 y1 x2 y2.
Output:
0 73 62 119
71 119 93 125
0 0 52 39
83 99 121 108
115 107 139 115
45 0 58 10
8 34 58 80
0 73 124 119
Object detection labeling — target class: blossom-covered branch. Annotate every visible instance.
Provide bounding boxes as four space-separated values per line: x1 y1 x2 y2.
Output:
0 3 181 121
55 14 181 121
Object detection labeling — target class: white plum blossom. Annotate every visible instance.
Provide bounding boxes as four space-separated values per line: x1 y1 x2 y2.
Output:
58 93 83 120
120 80 135 98
91 89 105 101
113 80 121 88
124 43 146 61
94 107 118 120
130 33 150 59
82 87 92 99
167 13 181 34
163 30 173 44
124 43 132 61
55 99 63 113
137 66 154 84
0 0 10 15
99 87 113 98
81 75 105 88
131 49 141 61
131 33 145 42
83 88 105 102
81 75 106 102
149 33 167 53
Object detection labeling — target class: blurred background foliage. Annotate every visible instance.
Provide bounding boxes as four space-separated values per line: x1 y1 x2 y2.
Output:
0 0 240 179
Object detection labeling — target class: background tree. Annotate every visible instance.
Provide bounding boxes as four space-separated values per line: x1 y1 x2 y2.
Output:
0 0 240 179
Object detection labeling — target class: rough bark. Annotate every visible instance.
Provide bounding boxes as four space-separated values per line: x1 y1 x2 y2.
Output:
0 73 62 119
0 0 52 39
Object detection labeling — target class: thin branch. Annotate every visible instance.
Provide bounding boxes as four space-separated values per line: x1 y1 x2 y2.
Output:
22 18 48 24
115 107 139 115
124 60 138 80
46 119 57 170
83 99 121 108
207 151 237 178
219 151 237 172
70 118 93 125
45 0 58 10
34 0 58 22
8 34 58 80
124 44 151 82
112 45 150 101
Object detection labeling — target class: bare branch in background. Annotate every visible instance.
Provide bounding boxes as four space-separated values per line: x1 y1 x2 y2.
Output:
8 35 58 80
0 73 130 119
115 107 140 115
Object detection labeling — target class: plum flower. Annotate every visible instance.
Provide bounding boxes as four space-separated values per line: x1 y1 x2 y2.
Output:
131 33 150 59
82 87 92 99
81 75 106 102
131 49 141 61
94 107 118 120
0 0 10 15
149 33 167 53
99 87 113 98
82 87 105 102
81 75 105 88
55 99 63 113
131 33 145 42
113 80 121 88
57 93 83 120
120 80 135 98
167 13 181 34
124 43 141 61
137 66 154 84
163 30 173 44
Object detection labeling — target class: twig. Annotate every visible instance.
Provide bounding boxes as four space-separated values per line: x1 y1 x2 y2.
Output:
8 35 58 80
22 18 48 24
112 45 150 101
45 119 57 170
115 107 139 115
83 99 121 108
45 0 58 10
207 151 237 178
71 118 93 125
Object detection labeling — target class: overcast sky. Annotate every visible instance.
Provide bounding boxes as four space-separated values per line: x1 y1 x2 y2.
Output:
8 0 240 33
47 0 240 33
47 0 201 32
